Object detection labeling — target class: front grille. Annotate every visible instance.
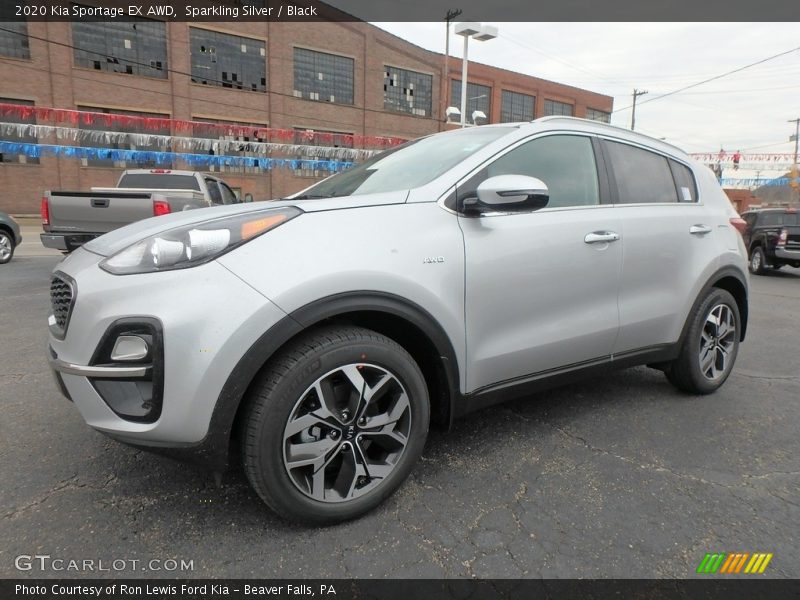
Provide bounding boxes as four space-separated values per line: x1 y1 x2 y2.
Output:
50 274 74 334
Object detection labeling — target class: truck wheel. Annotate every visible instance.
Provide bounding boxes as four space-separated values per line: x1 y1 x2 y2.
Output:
665 288 740 394
0 231 15 264
241 325 429 525
749 246 766 275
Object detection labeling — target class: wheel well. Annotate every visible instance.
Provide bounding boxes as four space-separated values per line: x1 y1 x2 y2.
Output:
749 241 762 253
712 275 748 341
0 224 13 242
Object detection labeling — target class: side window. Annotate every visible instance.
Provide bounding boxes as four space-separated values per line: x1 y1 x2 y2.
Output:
219 182 238 204
605 141 677 204
669 159 698 203
205 179 223 205
458 135 600 209
742 213 757 228
759 212 782 227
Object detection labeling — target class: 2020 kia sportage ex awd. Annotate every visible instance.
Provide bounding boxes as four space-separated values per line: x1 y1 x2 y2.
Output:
48 118 749 524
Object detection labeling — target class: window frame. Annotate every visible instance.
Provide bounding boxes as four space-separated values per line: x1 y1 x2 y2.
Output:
189 26 267 93
500 89 535 123
597 136 702 206
543 99 574 117
443 131 612 217
383 64 434 118
292 46 355 106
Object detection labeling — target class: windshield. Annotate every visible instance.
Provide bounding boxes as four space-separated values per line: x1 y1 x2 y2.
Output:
118 174 201 191
296 127 514 198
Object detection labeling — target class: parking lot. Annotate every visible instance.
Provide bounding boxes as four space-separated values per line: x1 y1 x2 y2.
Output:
1 250 798 579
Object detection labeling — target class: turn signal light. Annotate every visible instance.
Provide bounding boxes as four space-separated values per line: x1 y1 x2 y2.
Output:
153 200 171 217
41 196 50 230
729 217 747 236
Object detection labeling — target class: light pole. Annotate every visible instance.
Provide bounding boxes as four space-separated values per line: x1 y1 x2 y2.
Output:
443 9 462 128
454 22 498 127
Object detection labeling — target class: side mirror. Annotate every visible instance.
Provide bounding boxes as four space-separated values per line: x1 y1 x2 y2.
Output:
475 175 549 212
244 193 254 203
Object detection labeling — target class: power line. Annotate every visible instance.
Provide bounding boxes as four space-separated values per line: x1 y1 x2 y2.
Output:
613 45 800 113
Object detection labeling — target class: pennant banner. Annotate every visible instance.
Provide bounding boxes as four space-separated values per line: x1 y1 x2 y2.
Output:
0 141 356 173
0 103 407 149
720 177 800 188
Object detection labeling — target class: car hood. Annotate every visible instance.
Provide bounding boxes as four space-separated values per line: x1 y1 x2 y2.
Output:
83 190 409 257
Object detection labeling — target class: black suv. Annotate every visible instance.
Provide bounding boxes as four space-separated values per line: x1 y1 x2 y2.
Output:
741 208 800 274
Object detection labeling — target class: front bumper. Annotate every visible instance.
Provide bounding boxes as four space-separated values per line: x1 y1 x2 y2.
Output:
775 247 800 262
48 247 289 447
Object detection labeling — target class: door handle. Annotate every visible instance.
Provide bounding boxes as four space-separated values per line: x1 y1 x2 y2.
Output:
689 224 712 235
91 198 109 208
584 231 620 244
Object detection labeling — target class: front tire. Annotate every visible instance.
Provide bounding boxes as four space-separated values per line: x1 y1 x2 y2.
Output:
749 246 766 275
665 288 740 394
241 325 429 525
0 231 14 264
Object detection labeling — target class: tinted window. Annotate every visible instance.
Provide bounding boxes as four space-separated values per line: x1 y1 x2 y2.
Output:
760 212 799 227
461 135 599 209
118 174 201 190
669 159 698 202
205 179 223 204
219 182 238 204
606 141 677 204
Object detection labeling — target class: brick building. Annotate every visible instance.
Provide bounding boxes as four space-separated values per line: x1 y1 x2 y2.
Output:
0 17 613 214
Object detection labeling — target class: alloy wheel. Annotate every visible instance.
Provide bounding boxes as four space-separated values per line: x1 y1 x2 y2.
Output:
698 303 736 381
0 235 11 261
282 363 411 503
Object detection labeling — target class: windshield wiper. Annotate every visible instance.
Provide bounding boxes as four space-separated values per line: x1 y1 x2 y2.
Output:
289 193 333 200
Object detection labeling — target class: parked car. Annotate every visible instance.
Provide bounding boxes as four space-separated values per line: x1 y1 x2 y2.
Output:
740 207 800 274
47 118 749 524
41 169 242 253
0 211 22 264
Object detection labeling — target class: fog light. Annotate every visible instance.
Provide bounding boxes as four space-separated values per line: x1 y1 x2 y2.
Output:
110 335 149 361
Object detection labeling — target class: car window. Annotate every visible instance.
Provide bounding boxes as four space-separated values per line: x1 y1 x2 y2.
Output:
605 141 677 204
205 179 223 205
760 212 798 227
458 134 600 209
118 174 201 190
218 182 238 205
669 160 698 202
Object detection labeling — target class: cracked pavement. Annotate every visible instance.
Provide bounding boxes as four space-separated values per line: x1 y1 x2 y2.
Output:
1 256 798 578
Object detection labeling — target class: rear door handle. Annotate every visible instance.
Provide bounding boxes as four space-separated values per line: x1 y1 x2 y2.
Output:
584 231 620 244
689 224 712 235
91 198 109 208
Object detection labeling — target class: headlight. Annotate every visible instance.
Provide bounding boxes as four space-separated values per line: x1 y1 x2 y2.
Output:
100 207 301 275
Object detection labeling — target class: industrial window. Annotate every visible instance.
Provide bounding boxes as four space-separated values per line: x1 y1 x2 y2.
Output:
293 48 354 105
77 106 171 168
0 98 38 164
605 141 677 204
0 18 30 60
585 108 611 123
190 28 267 93
383 66 433 117
543 99 573 117
71 12 168 79
500 90 535 123
293 127 353 178
450 80 491 125
192 117 267 174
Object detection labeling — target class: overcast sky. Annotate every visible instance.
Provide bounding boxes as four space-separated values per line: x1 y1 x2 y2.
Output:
377 22 799 165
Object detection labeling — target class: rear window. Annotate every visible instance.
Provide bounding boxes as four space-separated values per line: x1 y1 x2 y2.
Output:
118 174 201 191
759 212 799 227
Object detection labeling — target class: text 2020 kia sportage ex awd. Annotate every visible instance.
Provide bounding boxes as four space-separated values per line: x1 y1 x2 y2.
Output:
48 118 749 524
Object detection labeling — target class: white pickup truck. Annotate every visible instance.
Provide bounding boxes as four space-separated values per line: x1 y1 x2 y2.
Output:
41 170 244 252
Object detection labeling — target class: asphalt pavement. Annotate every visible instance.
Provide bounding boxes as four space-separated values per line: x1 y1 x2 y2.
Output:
1 254 798 579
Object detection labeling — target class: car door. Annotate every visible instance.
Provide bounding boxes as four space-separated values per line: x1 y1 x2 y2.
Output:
601 138 718 353
459 133 623 393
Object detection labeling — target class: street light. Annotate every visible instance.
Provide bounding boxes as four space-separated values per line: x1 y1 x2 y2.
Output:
453 22 498 127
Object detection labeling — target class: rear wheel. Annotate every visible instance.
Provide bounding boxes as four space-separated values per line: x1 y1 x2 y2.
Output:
241 325 429 524
749 246 766 275
665 288 740 394
0 231 14 264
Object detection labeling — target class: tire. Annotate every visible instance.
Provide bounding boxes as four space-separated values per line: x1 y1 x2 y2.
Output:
665 288 740 394
241 325 430 525
749 246 766 275
0 230 14 264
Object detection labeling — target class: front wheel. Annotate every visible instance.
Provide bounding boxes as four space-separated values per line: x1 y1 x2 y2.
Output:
665 288 740 394
0 231 14 264
241 326 429 525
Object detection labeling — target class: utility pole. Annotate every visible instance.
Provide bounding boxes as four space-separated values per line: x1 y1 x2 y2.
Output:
790 118 800 201
631 88 648 131
443 9 462 126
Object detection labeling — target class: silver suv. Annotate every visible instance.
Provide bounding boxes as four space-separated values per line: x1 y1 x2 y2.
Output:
47 118 749 524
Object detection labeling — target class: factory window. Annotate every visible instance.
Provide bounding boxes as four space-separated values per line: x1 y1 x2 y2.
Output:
543 99 573 117
500 90 535 123
72 12 168 79
0 18 30 60
192 117 268 174
77 106 171 168
293 127 354 178
293 48 354 105
190 28 267 93
0 98 38 164
450 80 491 125
383 66 433 117
585 108 611 123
